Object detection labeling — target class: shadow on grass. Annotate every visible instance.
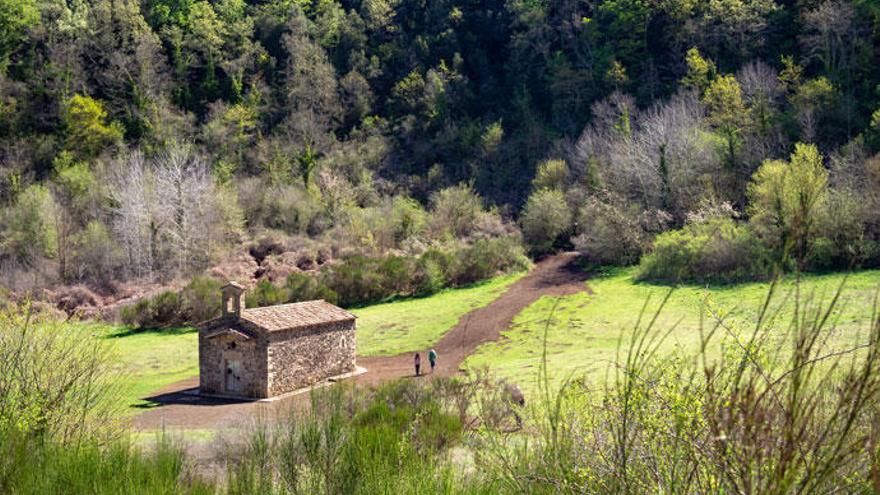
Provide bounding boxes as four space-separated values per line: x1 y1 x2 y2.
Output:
105 325 198 339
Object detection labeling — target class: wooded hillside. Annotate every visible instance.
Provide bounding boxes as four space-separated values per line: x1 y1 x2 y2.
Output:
1 0 879 296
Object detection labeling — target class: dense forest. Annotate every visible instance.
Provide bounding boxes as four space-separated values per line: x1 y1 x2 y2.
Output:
1 0 880 311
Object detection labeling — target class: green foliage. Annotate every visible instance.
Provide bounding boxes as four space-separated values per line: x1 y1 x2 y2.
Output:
284 272 338 303
520 188 572 255
0 0 37 69
0 184 57 267
638 217 773 283
227 380 466 494
703 74 751 168
245 279 288 308
428 184 483 238
0 308 123 444
0 431 213 494
181 275 223 322
681 47 715 92
61 95 124 158
531 159 569 191
747 143 828 264
121 290 184 328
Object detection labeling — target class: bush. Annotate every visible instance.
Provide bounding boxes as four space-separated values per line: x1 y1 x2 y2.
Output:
321 255 391 307
228 380 465 494
120 290 185 328
428 184 483 238
245 279 288 308
637 218 773 283
572 197 654 266
181 276 223 322
410 256 445 296
284 272 338 304
447 236 530 286
0 307 122 444
69 220 120 284
520 188 572 255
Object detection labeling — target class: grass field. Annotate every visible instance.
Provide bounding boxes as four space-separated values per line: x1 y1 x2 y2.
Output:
464 268 880 392
353 272 524 356
89 324 199 411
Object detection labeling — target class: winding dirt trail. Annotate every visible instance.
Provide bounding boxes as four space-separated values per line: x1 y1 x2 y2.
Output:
133 252 590 430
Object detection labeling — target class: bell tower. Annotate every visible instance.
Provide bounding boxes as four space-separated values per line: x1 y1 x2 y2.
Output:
221 282 245 319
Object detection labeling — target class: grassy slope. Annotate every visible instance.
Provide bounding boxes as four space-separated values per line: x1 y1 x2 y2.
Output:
98 272 524 411
353 272 524 356
464 268 880 392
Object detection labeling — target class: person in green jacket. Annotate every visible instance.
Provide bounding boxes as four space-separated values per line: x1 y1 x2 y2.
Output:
428 348 437 373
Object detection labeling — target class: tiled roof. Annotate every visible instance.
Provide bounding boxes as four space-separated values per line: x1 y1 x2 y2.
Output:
240 300 355 332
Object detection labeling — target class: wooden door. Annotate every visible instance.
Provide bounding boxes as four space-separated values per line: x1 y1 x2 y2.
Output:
225 359 241 394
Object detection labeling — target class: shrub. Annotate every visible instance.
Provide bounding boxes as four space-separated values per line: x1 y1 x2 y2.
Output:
228 380 465 494
532 158 569 191
637 218 773 283
428 184 483 238
448 236 530 286
120 290 185 328
69 220 120 284
284 272 338 304
321 255 390 307
410 256 445 296
245 279 288 308
0 307 122 444
181 276 223 322
520 188 572 255
572 197 651 266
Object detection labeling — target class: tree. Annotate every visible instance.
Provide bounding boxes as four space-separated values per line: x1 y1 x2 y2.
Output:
532 159 569 191
281 14 341 152
747 143 828 266
62 94 124 158
110 143 227 279
0 0 38 70
521 188 572 254
704 74 752 173
790 77 835 143
681 48 716 93
50 152 97 280
0 184 57 271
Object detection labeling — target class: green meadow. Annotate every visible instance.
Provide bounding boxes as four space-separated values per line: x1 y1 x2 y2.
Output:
464 268 880 392
353 271 524 356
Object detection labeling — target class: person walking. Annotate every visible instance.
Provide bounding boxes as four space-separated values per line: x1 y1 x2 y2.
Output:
428 348 437 373
414 352 421 376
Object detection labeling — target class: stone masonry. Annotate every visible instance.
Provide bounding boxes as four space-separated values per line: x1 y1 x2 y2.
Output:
198 282 356 399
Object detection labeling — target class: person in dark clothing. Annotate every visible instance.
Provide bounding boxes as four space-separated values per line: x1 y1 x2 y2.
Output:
428 348 437 373
414 352 421 376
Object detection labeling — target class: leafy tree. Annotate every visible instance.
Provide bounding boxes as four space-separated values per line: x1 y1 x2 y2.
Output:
682 47 716 92
704 75 752 172
62 95 124 158
747 143 828 265
0 0 38 70
1 184 57 269
532 159 569 191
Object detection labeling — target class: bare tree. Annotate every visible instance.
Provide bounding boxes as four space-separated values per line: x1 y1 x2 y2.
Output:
157 143 219 271
110 143 224 280
574 92 720 222
110 150 157 279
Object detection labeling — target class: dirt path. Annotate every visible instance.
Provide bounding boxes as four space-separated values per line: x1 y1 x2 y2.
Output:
133 252 590 430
